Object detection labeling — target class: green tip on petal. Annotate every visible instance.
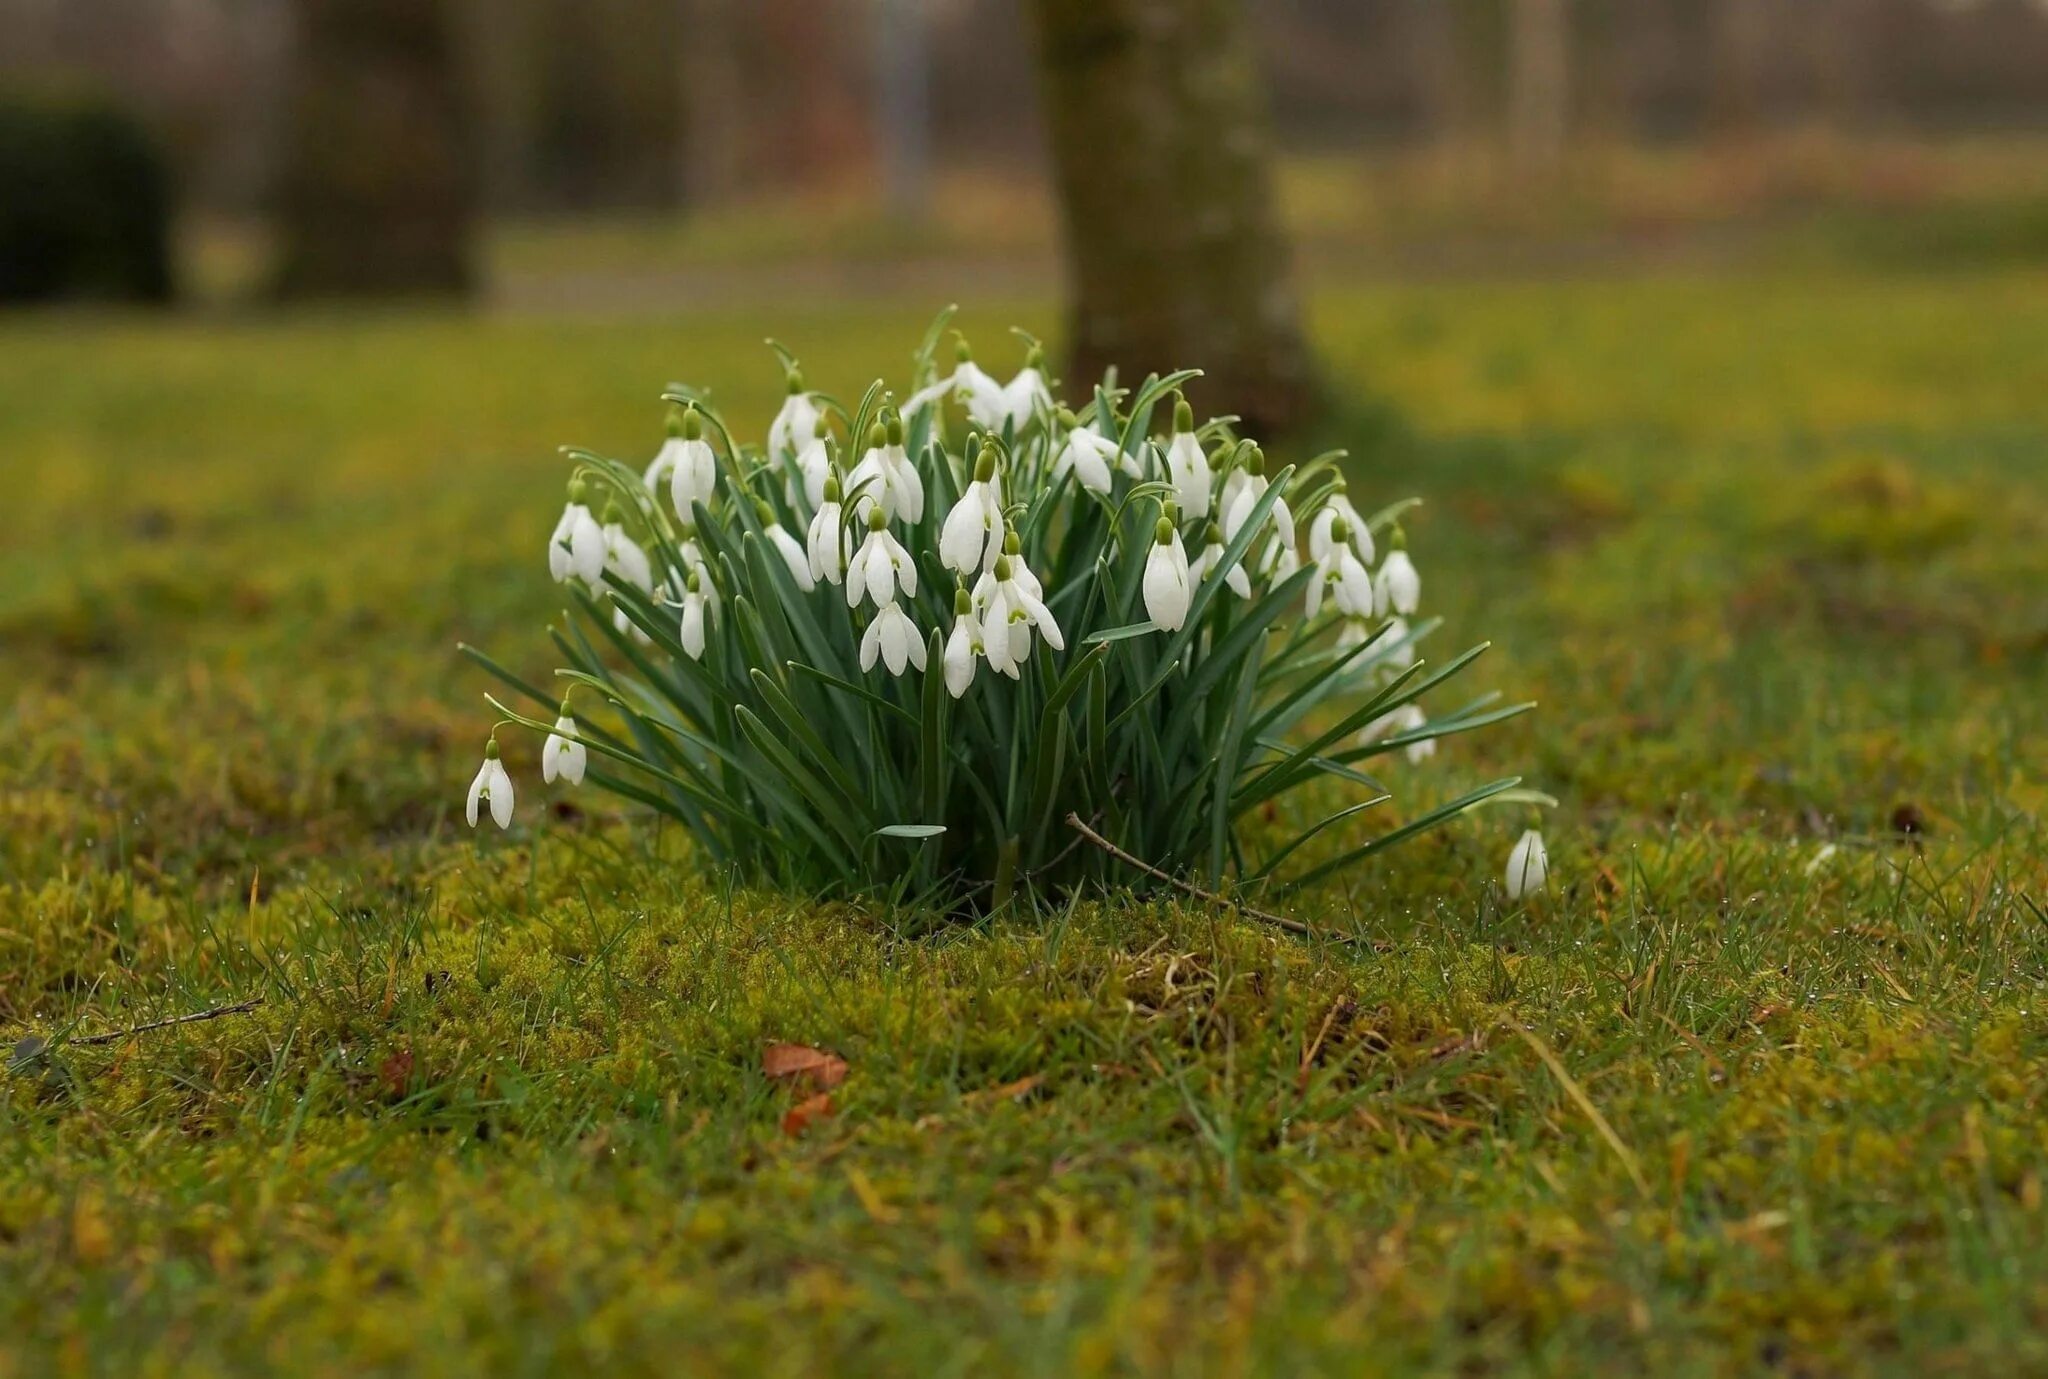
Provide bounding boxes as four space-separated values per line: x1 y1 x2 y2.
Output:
1172 397 1194 434
682 408 704 440
1153 516 1175 545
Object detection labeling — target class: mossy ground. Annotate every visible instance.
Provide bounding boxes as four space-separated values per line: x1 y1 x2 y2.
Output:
3 257 2046 1375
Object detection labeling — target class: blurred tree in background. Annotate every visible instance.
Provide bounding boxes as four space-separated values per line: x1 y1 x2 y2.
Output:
1026 0 1318 434
0 91 172 303
272 0 474 297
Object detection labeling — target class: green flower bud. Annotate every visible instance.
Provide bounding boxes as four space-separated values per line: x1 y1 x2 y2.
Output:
1161 501 1180 527
1329 513 1352 543
812 413 830 439
973 447 997 483
993 554 1013 581
822 471 842 502
1243 445 1265 477
665 406 685 438
954 585 972 616
885 414 903 447
1203 520 1225 546
1054 406 1077 430
1390 525 1407 552
785 368 804 396
484 737 501 760
1172 396 1194 435
867 506 888 531
602 500 626 526
954 336 972 362
1025 343 1045 369
1002 528 1021 557
568 477 590 505
558 695 574 717
754 497 775 525
682 407 703 441
1153 516 1175 546
867 421 887 450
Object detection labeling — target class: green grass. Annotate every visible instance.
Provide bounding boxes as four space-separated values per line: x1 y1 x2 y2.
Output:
3 262 2046 1375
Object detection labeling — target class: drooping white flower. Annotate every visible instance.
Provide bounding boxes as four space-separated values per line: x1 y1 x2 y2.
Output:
751 498 816 593
943 586 983 698
904 343 1005 428
994 348 1052 432
1377 616 1416 670
1142 514 1192 632
846 507 918 609
677 565 715 660
1505 829 1549 900
662 408 719 520
768 370 821 461
549 480 605 586
1222 445 1295 554
600 509 654 594
1305 513 1373 619
1376 534 1420 616
542 706 587 786
806 471 852 586
465 739 514 829
939 442 1005 575
1050 410 1124 495
1308 487 1374 567
789 415 833 509
1191 521 1252 598
860 600 927 677
1360 702 1434 763
845 415 924 523
1162 397 1213 520
980 538 1064 678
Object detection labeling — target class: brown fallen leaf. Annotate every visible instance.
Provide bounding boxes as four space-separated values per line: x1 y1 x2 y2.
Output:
966 1073 1045 1106
763 1041 849 1091
782 1092 834 1137
379 1047 414 1097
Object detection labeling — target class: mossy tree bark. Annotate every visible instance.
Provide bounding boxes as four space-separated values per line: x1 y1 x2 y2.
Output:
274 0 475 297
1024 0 1318 437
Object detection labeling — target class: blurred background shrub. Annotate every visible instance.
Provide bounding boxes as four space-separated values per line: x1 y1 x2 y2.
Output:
0 88 172 303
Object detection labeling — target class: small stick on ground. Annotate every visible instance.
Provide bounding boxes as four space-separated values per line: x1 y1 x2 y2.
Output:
68 998 266 1048
1064 812 1319 938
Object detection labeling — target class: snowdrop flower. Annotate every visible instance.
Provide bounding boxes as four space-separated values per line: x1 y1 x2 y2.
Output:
807 471 851 586
846 415 925 523
677 565 715 660
542 702 587 786
939 440 1005 575
847 507 918 609
768 369 821 462
754 499 815 593
599 505 654 594
1050 408 1124 495
980 538 1064 678
1305 513 1373 618
550 479 605 586
465 738 514 830
1505 829 1549 900
1162 396 1213 520
861 600 926 677
1377 616 1416 670
788 415 833 509
905 341 1004 428
1360 703 1434 763
943 586 983 698
662 407 719 520
1308 485 1374 566
1376 530 1420 616
1192 520 1251 598
1142 512 1192 631
995 346 1052 432
1222 444 1294 553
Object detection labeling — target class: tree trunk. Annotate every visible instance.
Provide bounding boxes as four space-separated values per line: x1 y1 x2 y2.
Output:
1507 0 1569 178
273 0 474 296
1024 0 1318 437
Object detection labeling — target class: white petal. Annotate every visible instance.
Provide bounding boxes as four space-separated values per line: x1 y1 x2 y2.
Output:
487 761 515 829
680 599 706 659
944 620 977 697
570 510 606 585
1506 830 1549 899
466 761 489 826
880 609 910 674
860 613 884 671
769 526 815 592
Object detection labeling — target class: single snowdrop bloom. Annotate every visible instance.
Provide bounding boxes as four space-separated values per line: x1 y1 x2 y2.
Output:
996 345 1052 432
1308 484 1374 566
599 504 654 594
664 407 719 521
1376 529 1420 616
465 738 514 830
1215 442 1250 523
1222 444 1294 554
753 499 815 593
767 369 821 462
1360 702 1434 763
642 407 687 490
677 565 715 660
939 440 1005 575
980 539 1064 678
846 506 918 609
905 340 1005 427
845 414 925 523
861 600 926 677
1162 396 1214 519
1192 520 1251 598
549 478 605 586
542 702 587 786
1376 616 1416 670
789 415 833 508
943 586 984 698
1142 512 1192 632
1305 513 1373 618
807 470 852 586
1505 829 1549 900
1050 408 1124 495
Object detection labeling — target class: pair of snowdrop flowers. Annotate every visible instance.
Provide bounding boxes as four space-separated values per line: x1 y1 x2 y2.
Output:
906 342 1052 436
466 704 587 831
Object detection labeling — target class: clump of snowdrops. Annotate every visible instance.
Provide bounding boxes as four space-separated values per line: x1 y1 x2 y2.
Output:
463 313 1548 912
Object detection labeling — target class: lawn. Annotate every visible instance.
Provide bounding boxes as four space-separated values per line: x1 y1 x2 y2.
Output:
2 261 2046 1375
